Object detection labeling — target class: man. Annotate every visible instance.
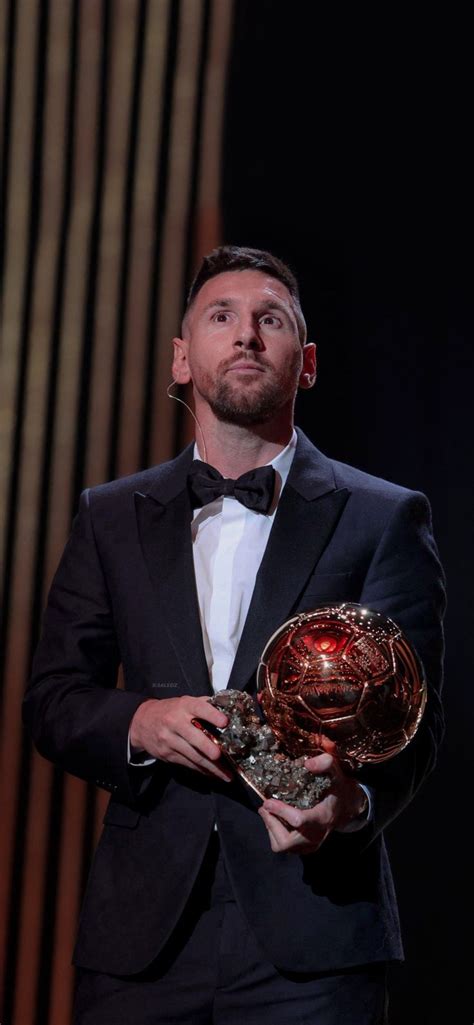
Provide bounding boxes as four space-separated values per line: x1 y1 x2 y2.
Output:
23 246 445 1024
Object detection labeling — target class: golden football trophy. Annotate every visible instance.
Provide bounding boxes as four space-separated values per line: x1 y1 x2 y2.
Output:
197 603 426 808
257 602 426 767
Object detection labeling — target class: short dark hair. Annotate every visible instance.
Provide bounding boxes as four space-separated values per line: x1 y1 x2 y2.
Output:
184 244 307 344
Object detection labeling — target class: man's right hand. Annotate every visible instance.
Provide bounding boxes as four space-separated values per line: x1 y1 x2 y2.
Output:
129 696 233 782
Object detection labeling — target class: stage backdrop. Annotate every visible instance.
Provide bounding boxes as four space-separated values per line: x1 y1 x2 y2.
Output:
0 2 234 1022
2 3 471 1025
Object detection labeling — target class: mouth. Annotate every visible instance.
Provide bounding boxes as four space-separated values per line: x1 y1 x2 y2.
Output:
226 362 266 374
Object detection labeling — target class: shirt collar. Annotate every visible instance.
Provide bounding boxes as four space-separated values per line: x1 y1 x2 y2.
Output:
192 429 297 514
268 428 297 491
193 429 296 479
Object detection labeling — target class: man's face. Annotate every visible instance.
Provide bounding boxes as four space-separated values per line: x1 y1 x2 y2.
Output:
172 270 316 426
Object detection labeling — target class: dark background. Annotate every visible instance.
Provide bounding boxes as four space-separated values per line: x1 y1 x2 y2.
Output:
223 4 472 1022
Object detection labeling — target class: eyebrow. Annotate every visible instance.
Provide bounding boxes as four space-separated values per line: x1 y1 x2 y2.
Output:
201 298 294 321
201 298 235 315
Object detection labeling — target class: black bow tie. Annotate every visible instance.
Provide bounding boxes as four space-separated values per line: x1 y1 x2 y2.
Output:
188 460 275 514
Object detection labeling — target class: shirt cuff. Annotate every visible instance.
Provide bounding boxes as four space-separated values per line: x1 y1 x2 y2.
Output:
127 728 156 767
336 783 373 833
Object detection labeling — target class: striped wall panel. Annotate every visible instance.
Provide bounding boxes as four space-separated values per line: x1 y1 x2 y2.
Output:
0 2 234 1021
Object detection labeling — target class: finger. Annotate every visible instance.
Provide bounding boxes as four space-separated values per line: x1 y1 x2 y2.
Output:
261 799 305 830
171 735 233 781
259 809 323 854
162 714 233 772
172 754 219 777
189 719 232 763
262 797 335 834
259 808 292 851
259 808 328 854
192 699 229 729
303 752 335 774
157 739 226 778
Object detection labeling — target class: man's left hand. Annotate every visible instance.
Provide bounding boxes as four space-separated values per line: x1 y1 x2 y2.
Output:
258 747 367 855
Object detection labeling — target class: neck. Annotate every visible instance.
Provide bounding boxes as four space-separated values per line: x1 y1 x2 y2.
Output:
194 409 294 476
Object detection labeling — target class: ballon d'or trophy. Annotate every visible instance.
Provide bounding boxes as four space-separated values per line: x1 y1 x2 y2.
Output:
193 603 426 809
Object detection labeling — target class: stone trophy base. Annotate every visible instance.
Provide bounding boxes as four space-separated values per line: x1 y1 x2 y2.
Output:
193 690 331 810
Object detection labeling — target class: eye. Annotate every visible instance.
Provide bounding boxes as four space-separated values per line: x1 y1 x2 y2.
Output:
212 311 231 323
259 314 282 328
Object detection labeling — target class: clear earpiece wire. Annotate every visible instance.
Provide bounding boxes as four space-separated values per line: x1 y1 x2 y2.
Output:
166 381 208 462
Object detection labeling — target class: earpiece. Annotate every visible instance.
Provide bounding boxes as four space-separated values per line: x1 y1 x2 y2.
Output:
166 380 208 461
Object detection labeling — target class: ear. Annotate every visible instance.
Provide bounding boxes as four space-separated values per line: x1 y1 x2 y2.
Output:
172 337 192 385
298 342 317 390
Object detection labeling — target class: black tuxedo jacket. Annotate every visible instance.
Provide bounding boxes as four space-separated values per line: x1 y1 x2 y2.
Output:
23 430 445 976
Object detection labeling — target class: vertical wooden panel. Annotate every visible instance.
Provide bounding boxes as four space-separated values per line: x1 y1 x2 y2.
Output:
0 1 235 1020
195 0 235 259
10 755 54 1025
44 0 102 575
84 0 138 489
47 776 88 1025
0 0 37 565
116 0 170 478
180 0 235 449
0 1 10 150
149 0 205 466
28 4 106 1019
0 0 50 1005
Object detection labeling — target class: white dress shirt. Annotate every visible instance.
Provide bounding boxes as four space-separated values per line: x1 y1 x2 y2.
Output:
191 431 297 691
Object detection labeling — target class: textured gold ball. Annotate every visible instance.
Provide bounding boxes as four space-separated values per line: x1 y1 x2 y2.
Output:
257 603 426 767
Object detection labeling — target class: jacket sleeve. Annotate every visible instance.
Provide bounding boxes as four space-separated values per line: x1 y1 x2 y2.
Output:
22 489 156 804
356 489 446 839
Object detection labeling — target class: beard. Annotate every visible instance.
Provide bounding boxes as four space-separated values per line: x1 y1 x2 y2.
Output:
195 354 302 426
207 377 291 425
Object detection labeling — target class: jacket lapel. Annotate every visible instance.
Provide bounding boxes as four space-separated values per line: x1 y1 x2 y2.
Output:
134 446 212 698
227 431 350 691
133 432 350 698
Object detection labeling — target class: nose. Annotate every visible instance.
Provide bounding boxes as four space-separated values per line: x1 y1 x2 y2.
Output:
233 318 264 350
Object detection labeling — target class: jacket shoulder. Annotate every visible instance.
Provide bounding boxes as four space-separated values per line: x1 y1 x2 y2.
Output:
295 429 426 512
83 446 193 507
330 457 423 505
